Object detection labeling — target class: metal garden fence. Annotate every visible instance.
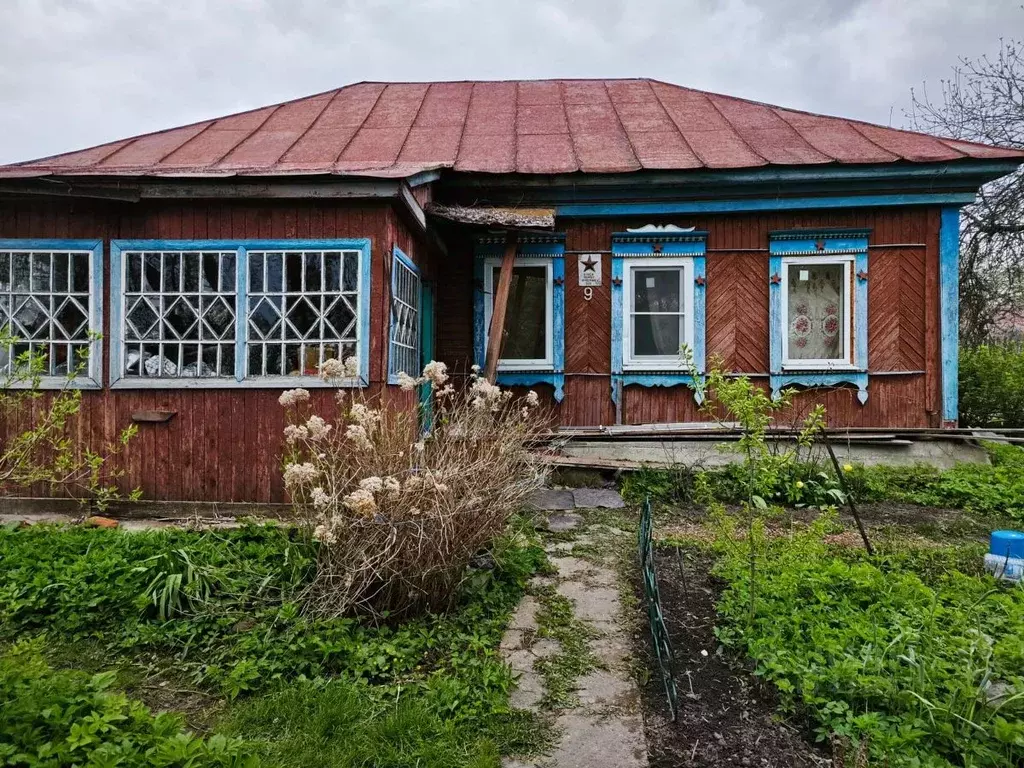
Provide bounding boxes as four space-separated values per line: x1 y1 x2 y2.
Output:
638 495 678 721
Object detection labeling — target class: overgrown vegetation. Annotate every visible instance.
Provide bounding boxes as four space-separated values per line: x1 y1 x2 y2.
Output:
0 521 548 767
960 343 1024 427
532 589 599 709
0 328 138 508
282 359 547 618
623 441 1024 521
713 517 1024 767
1 639 254 768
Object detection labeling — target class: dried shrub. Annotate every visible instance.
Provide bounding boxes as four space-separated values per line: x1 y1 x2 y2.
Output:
280 359 548 619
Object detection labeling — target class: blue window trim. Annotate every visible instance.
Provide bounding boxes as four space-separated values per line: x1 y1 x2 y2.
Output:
768 229 869 403
109 239 371 389
556 192 976 218
0 239 104 390
388 245 420 386
939 207 960 425
610 231 707 407
472 235 565 401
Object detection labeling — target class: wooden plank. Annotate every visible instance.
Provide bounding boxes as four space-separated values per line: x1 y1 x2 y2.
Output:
483 233 517 382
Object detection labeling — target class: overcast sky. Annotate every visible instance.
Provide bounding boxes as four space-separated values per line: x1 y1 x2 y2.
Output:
1 0 1020 164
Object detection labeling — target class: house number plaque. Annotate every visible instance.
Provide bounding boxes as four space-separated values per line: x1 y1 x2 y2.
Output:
578 254 601 301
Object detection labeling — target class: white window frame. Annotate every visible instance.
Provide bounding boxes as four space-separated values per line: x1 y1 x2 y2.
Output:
622 257 694 371
482 257 553 371
0 240 103 389
780 254 856 371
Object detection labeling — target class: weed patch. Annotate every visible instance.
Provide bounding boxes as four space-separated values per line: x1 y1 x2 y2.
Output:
532 589 600 709
713 519 1024 767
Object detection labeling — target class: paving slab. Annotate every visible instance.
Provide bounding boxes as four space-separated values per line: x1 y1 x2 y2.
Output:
571 488 626 509
577 669 635 709
530 490 576 511
548 713 647 768
556 581 622 624
508 596 540 632
545 513 584 532
548 556 594 579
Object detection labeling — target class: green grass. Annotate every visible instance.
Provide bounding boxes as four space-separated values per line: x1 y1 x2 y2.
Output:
532 589 599 709
0 521 550 768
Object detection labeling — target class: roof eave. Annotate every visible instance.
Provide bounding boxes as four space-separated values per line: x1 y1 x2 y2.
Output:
442 159 1023 197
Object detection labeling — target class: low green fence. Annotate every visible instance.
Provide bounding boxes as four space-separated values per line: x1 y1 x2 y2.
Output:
638 496 678 721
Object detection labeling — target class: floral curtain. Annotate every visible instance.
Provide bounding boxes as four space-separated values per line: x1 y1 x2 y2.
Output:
786 263 845 361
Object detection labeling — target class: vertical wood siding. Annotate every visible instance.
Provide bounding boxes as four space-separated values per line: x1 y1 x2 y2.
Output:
436 207 941 429
0 198 422 503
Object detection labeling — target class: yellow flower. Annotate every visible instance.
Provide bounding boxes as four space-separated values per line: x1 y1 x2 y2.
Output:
843 463 854 473
795 481 805 489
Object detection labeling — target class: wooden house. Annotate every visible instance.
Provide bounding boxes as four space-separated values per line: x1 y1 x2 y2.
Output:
1 79 1021 504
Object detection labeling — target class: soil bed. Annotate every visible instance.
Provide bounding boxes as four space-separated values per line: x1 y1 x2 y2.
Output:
634 548 829 768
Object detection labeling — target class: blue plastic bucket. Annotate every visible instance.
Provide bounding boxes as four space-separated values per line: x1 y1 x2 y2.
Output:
990 530 1024 559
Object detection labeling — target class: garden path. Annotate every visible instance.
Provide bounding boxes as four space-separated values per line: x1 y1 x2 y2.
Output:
501 506 648 768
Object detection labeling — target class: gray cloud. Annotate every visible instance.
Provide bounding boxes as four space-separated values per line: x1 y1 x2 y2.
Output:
0 0 1020 164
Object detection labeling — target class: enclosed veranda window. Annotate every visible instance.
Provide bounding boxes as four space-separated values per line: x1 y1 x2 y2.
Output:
482 258 553 369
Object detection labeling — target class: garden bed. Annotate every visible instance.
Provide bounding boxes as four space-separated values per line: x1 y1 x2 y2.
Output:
633 547 827 768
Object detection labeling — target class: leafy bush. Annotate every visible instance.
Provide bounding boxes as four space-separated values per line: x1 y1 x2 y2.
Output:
960 343 1024 428
0 639 255 767
0 327 138 508
713 519 1024 767
281 360 547 618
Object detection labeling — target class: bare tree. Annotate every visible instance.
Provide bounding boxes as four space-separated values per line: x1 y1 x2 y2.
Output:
908 35 1024 346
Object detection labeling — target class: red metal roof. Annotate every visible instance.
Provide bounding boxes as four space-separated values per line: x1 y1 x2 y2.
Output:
2 79 1022 180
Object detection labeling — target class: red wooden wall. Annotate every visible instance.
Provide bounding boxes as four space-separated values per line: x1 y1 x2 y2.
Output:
0 198 430 503
435 207 943 430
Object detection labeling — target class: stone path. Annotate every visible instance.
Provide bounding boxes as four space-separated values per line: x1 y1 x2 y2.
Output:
501 510 648 768
530 488 625 511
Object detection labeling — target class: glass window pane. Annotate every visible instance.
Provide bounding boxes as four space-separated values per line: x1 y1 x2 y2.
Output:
121 250 236 378
492 265 547 361
633 315 681 357
786 262 846 361
633 268 680 312
0 250 95 377
246 250 361 378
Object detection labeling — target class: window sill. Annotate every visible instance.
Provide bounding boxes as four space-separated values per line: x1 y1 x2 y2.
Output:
495 371 564 402
110 376 367 390
781 363 862 373
2 376 102 391
613 373 705 405
770 371 869 404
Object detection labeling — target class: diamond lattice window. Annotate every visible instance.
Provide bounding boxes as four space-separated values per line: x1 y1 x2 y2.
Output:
0 249 94 377
121 251 237 378
246 250 361 377
389 254 420 380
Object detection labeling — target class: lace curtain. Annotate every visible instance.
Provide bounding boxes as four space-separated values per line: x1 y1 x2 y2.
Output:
786 263 845 361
